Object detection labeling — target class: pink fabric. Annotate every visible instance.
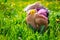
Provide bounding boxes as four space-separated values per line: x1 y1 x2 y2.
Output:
38 9 47 17
36 14 48 21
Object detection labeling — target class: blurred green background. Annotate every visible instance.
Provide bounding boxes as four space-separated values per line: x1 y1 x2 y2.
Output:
0 0 60 40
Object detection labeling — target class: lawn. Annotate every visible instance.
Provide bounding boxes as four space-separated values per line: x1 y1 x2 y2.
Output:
0 0 60 40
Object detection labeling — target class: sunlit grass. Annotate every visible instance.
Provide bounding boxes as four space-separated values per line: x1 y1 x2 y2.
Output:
0 0 60 40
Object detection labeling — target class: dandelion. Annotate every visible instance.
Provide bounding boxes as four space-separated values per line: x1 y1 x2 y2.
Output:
11 2 15 7
28 9 36 15
45 2 49 7
30 9 36 15
56 19 60 22
24 2 30 5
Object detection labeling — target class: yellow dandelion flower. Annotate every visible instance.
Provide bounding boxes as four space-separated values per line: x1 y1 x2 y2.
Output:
46 2 49 7
30 9 36 15
24 2 30 5
11 2 15 7
56 19 60 21
19 4 22 7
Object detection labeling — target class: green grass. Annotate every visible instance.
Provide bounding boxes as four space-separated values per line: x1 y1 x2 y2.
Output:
0 0 60 40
